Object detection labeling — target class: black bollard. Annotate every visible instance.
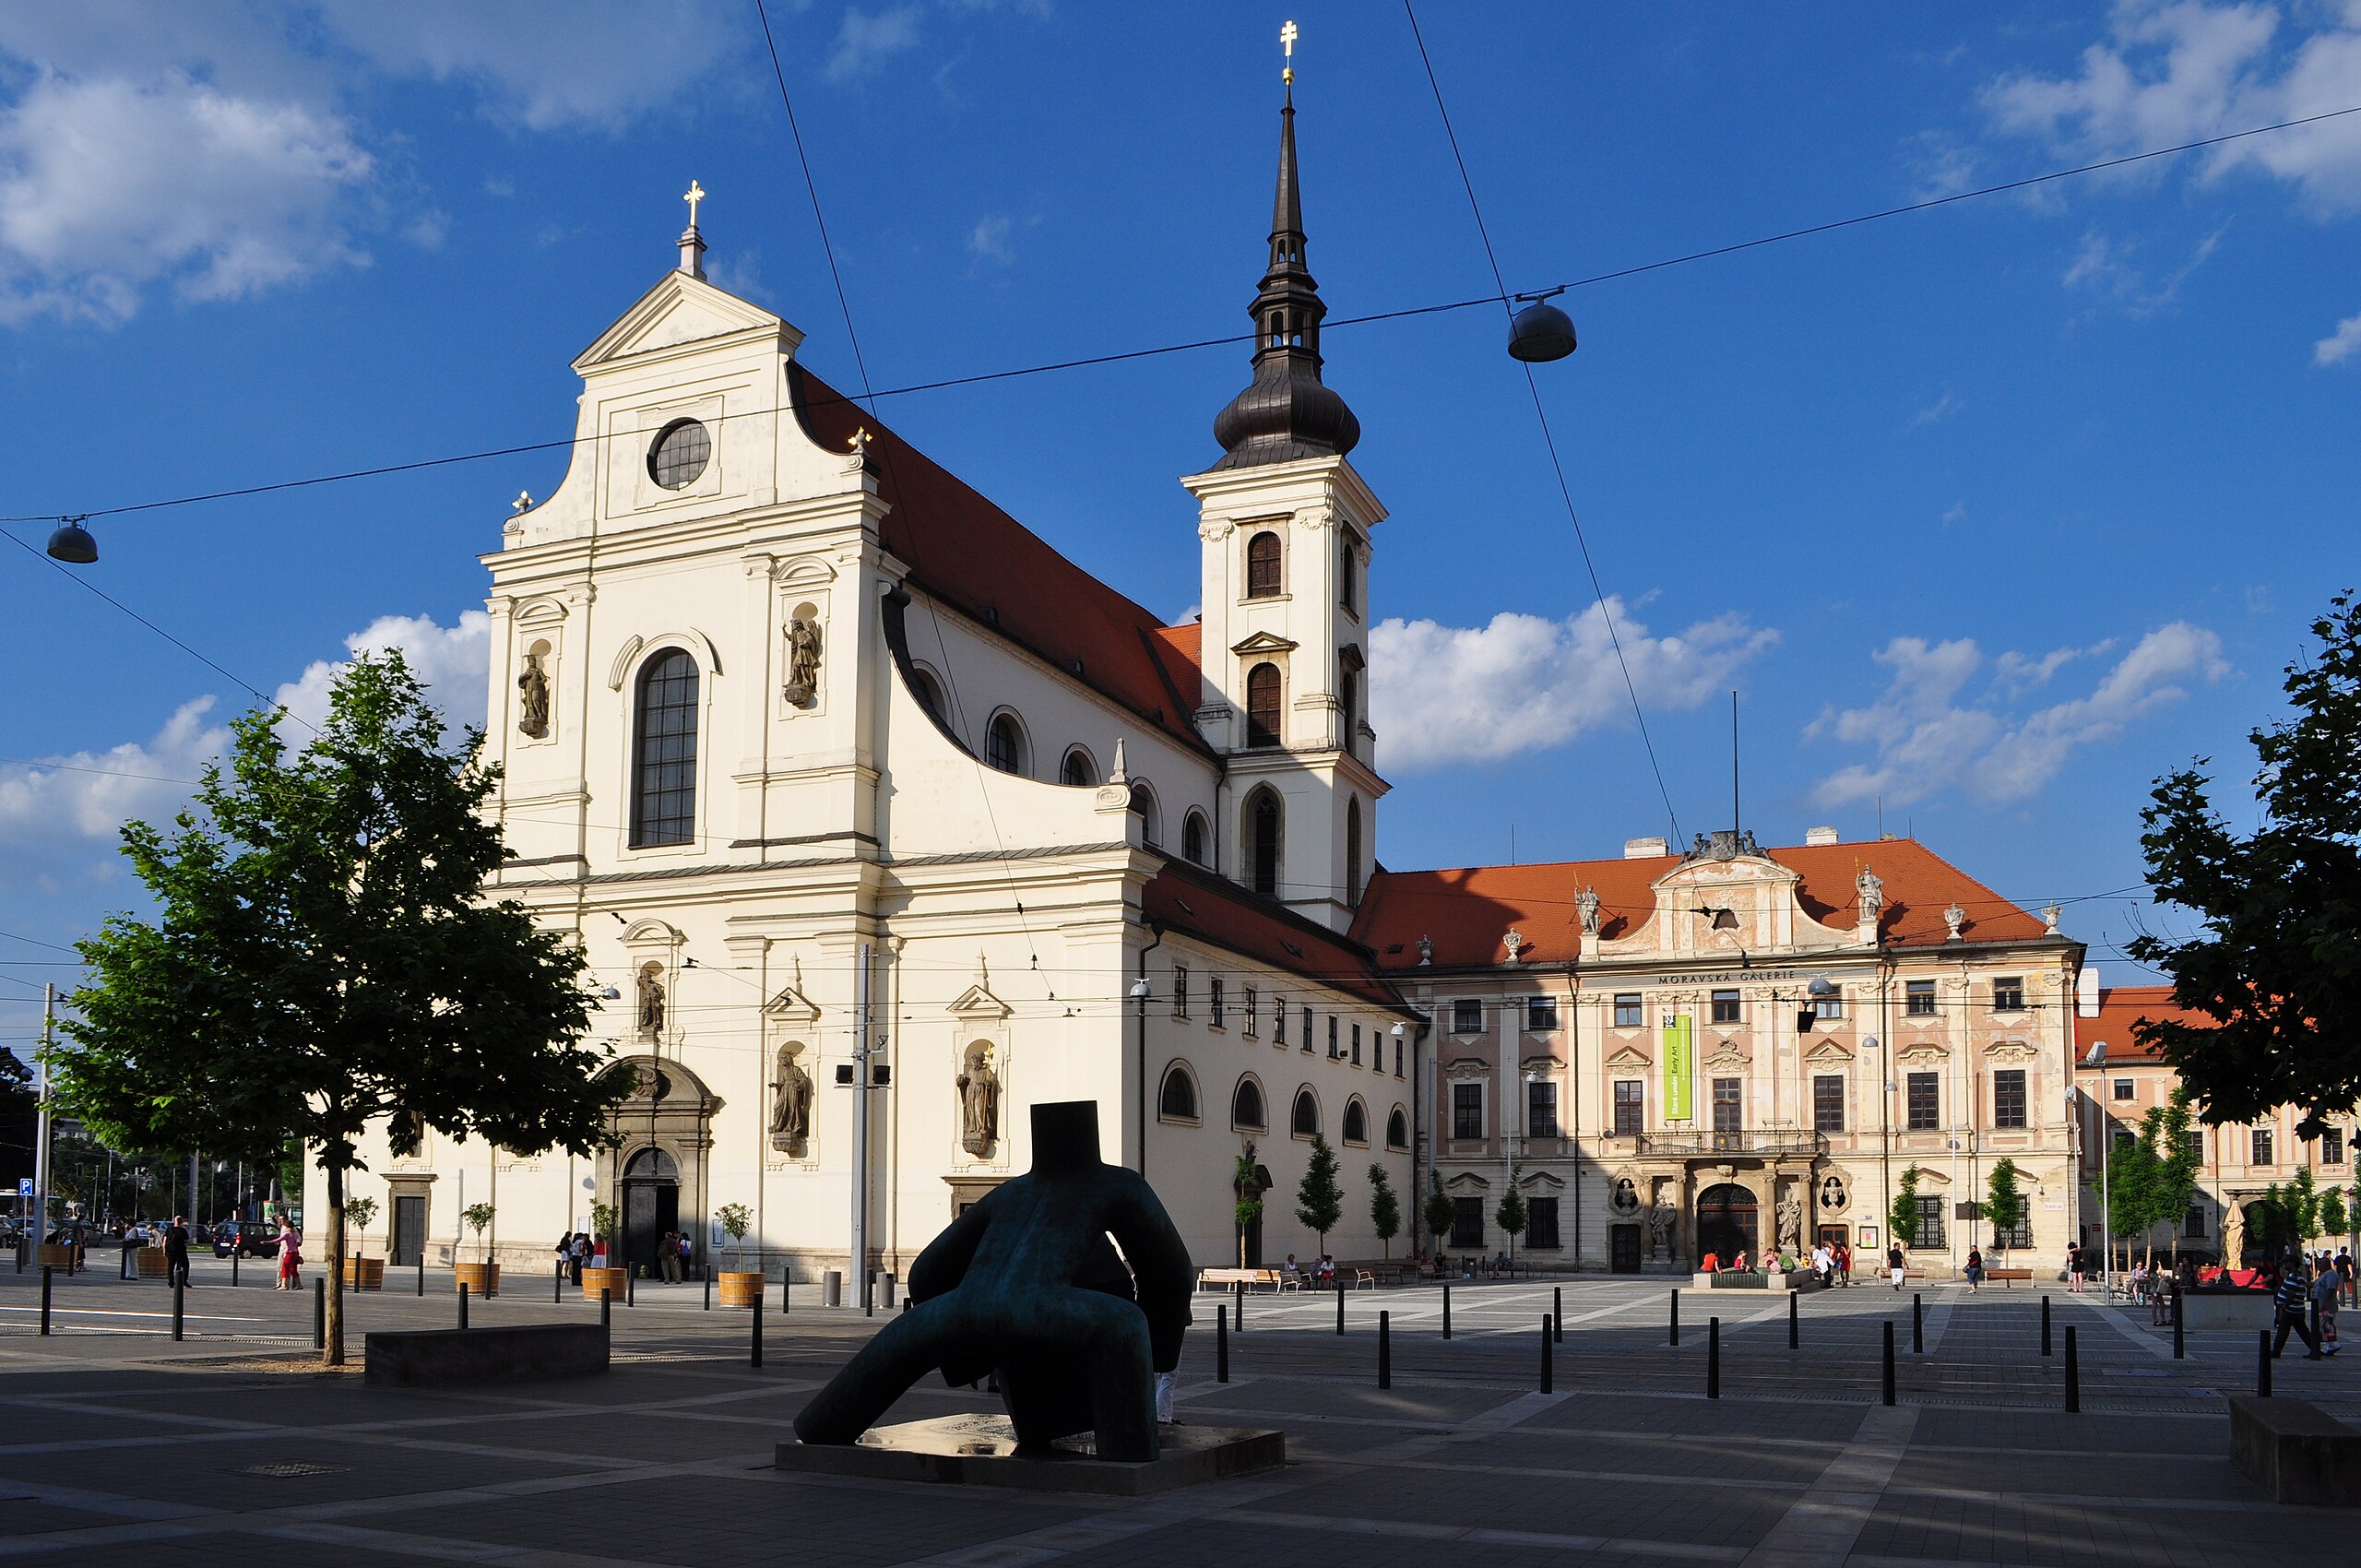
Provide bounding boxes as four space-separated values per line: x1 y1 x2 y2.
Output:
418 1253 425 1297
554 1265 563 1305
1912 1292 1923 1354
40 1265 52 1336
1881 1320 1895 1407
1788 1289 1799 1349
1540 1316 1554 1394
458 1280 469 1329
231 1250 239 1288
1379 1310 1392 1389
628 1269 635 1308
172 1278 184 1342
313 1277 325 1350
600 1288 611 1332
703 1268 711 1311
752 1292 763 1369
1670 1288 1680 1346
1554 1287 1563 1343
2173 1288 2184 1360
2258 1328 2272 1397
2064 1324 2080 1413
1707 1316 1721 1399
2041 1295 2052 1356
1236 1278 1245 1331
1442 1282 1452 1340
781 1270 790 1315
1336 1278 1346 1336
1216 1303 1229 1384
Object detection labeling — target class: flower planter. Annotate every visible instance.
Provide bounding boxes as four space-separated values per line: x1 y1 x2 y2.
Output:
455 1260 501 1298
37 1243 77 1270
135 1247 172 1278
716 1270 765 1308
579 1265 629 1301
343 1255 385 1290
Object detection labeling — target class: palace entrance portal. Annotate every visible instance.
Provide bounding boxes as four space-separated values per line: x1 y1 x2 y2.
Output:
621 1146 680 1273
1695 1183 1757 1263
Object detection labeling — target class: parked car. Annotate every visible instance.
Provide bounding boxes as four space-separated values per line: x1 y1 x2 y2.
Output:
212 1221 281 1259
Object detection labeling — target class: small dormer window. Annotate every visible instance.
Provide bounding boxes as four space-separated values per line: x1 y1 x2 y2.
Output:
649 418 711 490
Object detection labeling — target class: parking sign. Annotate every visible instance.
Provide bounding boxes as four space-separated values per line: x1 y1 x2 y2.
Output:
15 1178 29 1198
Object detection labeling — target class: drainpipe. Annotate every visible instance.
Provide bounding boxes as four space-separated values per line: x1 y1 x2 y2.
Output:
1135 923 1164 1181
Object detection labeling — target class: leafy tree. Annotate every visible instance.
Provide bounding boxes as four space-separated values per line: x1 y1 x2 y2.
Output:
1231 1152 1264 1267
1985 1158 2025 1265
590 1200 620 1257
2128 592 2361 1135
1888 1165 1922 1248
1495 1167 1529 1261
2291 1169 2322 1248
2320 1185 2351 1246
1368 1163 1401 1259
2105 1130 2161 1272
1294 1134 1343 1254
2140 1092 2202 1265
462 1202 496 1264
343 1194 379 1261
53 653 629 1364
1422 1169 1456 1253
717 1202 753 1269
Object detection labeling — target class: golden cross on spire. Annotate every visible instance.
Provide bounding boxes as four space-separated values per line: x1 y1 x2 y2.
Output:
1280 18 1297 85
683 180 706 229
848 426 872 454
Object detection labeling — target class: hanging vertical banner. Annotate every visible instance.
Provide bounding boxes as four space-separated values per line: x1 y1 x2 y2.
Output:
1662 1013 1693 1121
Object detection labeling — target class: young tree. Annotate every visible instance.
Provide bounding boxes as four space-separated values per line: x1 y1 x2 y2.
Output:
54 653 630 1365
1232 1152 1264 1267
1887 1165 1922 1249
2128 592 2361 1134
1295 1134 1344 1255
1985 1158 2026 1266
2140 1092 2201 1265
2105 1130 2160 1273
1423 1170 1456 1255
462 1202 497 1264
1494 1167 1529 1263
716 1203 752 1270
1368 1164 1401 1259
2320 1185 2351 1248
2291 1169 2323 1252
343 1194 379 1265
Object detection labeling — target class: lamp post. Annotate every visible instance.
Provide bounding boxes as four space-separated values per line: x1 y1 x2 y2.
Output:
2084 1039 2110 1298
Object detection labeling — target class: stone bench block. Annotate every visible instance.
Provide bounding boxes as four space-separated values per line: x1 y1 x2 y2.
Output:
2227 1394 2361 1506
364 1323 609 1389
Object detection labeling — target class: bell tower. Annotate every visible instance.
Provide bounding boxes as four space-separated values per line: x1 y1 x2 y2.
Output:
1183 24 1387 933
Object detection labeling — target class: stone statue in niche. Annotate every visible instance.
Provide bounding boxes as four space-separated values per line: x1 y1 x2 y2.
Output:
1610 1176 1639 1215
635 967 666 1037
791 1100 1192 1463
1818 1173 1848 1214
1576 885 1602 936
1856 865 1884 925
769 1044 813 1156
957 1045 1000 1158
1776 1186 1804 1255
783 613 823 707
516 650 551 739
1645 1181 1674 1259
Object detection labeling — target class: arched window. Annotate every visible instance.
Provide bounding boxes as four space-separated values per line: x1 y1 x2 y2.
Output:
986 712 1025 775
1342 1099 1370 1146
1061 748 1097 787
1291 1087 1319 1139
1345 797 1362 908
1182 810 1210 866
1158 1063 1199 1122
1245 531 1283 599
1246 788 1282 898
630 648 699 847
1385 1106 1410 1151
1245 662 1282 749
1232 1076 1267 1131
911 667 947 723
1338 530 1358 613
1338 647 1362 754
1129 781 1161 848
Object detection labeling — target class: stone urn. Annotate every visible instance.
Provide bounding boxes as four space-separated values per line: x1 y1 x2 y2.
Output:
716 1270 765 1308
455 1259 501 1298
342 1255 385 1290
579 1265 630 1301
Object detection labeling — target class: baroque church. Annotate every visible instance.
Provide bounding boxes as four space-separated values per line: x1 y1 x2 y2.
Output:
317 80 2084 1284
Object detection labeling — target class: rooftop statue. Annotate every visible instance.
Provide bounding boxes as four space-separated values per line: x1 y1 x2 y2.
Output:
791 1100 1192 1462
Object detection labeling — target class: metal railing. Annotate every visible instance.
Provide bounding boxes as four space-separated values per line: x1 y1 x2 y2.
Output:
1634 1130 1827 1158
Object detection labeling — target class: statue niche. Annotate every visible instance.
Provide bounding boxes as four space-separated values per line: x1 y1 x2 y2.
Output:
635 964 666 1039
791 1100 1192 1463
957 1043 1000 1158
769 1042 813 1157
783 611 823 707
516 648 552 738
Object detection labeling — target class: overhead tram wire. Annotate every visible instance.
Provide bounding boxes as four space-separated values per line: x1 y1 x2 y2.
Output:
5 96 2359 534
1401 0 1681 847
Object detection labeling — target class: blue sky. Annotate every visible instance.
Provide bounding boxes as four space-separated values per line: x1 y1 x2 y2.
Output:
5 2 2359 1062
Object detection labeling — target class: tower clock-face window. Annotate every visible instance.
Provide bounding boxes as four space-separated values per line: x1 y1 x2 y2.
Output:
647 418 711 490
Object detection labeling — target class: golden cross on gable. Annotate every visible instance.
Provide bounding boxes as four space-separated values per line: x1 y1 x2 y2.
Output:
848 427 872 454
683 180 706 228
1280 18 1297 83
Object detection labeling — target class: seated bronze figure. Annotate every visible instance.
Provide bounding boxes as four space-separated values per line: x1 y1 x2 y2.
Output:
792 1100 1192 1462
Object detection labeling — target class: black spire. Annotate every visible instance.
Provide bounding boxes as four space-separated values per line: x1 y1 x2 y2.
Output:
1211 81 1359 469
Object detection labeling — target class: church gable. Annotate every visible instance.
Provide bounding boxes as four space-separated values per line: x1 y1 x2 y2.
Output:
574 270 797 371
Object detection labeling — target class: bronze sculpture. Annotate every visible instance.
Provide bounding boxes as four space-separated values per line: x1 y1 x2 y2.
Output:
792 1100 1192 1462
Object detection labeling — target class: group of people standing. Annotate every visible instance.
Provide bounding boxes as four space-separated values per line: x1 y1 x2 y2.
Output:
2271 1251 2352 1361
552 1229 694 1282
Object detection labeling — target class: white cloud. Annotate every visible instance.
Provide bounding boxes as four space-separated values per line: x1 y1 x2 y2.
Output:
1910 391 1962 427
968 213 1014 265
828 6 926 82
0 70 374 324
0 698 225 869
2315 308 2361 362
273 612 492 737
1370 597 1778 773
1810 623 2227 807
2060 223 2225 314
1982 2 2361 214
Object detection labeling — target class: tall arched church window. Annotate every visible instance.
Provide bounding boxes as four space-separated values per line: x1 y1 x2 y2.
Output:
1342 1099 1369 1146
986 713 1025 775
1232 1077 1266 1131
1245 662 1282 749
1183 810 1210 867
1129 781 1161 848
1338 647 1363 755
1345 797 1362 908
1061 749 1097 787
629 648 699 848
1338 530 1357 614
1245 531 1283 599
912 668 947 723
1247 788 1283 898
1291 1087 1319 1138
1158 1063 1199 1122
1385 1106 1410 1151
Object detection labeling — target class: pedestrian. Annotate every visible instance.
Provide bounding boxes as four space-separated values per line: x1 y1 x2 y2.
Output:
2272 1259 2324 1360
276 1221 303 1291
2068 1244 2084 1295
2314 1255 2343 1355
164 1214 192 1289
554 1229 572 1281
1836 1241 1852 1287
2337 1247 2355 1310
1888 1244 1906 1290
660 1229 682 1284
569 1232 587 1284
118 1218 148 1280
1964 1246 1984 1293
677 1230 694 1281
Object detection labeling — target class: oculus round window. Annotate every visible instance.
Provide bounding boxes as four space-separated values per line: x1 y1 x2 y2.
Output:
648 419 711 490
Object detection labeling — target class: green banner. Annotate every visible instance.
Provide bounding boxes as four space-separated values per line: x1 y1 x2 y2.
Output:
1662 1014 1693 1121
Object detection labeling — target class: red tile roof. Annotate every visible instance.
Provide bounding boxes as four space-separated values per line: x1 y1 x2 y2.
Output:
1144 857 1412 1013
2073 985 2204 1064
1351 837 2055 970
794 364 1208 754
